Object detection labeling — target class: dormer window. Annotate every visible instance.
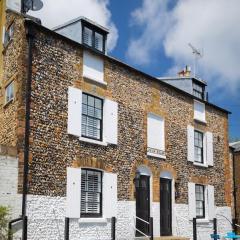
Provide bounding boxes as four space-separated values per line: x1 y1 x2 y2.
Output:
193 82 204 100
82 21 107 53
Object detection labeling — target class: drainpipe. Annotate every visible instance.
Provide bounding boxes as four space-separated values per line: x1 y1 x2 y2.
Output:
232 148 237 232
21 21 35 240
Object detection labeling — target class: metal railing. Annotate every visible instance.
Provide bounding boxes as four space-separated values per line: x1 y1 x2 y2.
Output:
133 216 153 240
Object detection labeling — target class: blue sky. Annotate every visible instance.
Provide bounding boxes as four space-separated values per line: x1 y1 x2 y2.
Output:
32 0 240 140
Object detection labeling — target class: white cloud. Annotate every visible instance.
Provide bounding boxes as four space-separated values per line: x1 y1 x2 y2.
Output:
126 0 172 65
127 0 240 94
29 0 118 51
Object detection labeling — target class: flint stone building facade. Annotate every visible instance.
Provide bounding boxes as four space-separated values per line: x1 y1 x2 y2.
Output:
0 9 234 240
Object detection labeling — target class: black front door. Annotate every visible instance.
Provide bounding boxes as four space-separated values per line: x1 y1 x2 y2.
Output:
160 178 172 236
136 175 150 237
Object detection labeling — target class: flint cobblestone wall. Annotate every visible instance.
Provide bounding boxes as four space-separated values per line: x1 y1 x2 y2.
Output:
25 27 232 207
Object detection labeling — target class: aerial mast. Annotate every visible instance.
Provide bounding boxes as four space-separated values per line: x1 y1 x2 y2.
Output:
188 43 203 77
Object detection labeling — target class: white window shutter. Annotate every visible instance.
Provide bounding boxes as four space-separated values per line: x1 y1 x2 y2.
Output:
194 100 206 122
188 182 196 219
187 125 194 162
206 132 214 166
208 185 215 220
6 0 21 12
66 167 81 218
147 114 165 152
2 27 5 44
67 87 82 137
104 99 118 144
103 172 117 218
83 51 104 82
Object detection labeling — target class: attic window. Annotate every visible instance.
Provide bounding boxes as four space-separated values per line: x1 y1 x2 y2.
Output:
193 82 204 100
82 25 105 53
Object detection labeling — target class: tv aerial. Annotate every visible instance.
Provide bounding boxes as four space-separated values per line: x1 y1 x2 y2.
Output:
22 0 43 13
188 43 203 77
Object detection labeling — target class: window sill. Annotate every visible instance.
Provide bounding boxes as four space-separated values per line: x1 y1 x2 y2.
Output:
197 218 210 223
79 137 108 146
194 118 207 124
79 218 108 224
3 98 14 109
83 74 107 86
2 39 13 54
147 152 166 159
193 162 208 168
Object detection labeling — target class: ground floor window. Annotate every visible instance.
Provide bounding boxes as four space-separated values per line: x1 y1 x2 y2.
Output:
81 169 102 217
195 184 205 218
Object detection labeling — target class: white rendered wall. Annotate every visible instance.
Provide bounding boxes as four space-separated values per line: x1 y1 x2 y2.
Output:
0 154 22 218
26 195 232 240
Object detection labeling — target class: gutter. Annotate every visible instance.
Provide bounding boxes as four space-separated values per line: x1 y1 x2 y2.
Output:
21 21 35 240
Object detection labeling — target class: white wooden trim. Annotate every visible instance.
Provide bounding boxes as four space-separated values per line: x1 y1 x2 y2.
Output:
188 182 196 219
187 125 194 162
66 167 81 218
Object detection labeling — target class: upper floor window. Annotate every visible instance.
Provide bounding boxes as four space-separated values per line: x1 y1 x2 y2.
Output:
5 81 14 103
3 22 14 46
193 82 204 100
68 87 118 145
81 169 102 217
195 184 205 218
187 125 213 167
194 130 203 164
82 25 105 53
82 93 103 141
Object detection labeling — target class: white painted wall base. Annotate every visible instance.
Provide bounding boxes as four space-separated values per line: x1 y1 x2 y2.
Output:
0 155 22 218
0 154 22 240
25 195 232 240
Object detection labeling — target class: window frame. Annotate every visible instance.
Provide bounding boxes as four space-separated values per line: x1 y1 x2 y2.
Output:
195 184 205 219
4 22 14 47
5 81 14 104
80 168 103 218
81 92 103 142
194 130 204 164
81 21 106 54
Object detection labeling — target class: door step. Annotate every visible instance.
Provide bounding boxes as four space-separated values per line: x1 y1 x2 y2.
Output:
154 237 190 240
134 237 189 240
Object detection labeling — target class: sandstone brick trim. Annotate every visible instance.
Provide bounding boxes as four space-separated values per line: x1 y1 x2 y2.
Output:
189 176 209 185
71 156 113 173
0 144 17 157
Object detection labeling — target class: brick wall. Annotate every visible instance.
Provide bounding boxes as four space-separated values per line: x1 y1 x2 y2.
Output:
0 11 27 148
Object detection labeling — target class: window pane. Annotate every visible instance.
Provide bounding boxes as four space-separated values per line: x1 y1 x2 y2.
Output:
95 32 103 51
6 82 14 103
87 106 95 117
95 98 102 109
95 109 102 119
88 96 94 106
83 27 92 46
83 94 88 104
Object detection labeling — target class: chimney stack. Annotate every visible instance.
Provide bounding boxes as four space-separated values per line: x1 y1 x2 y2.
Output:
178 65 191 77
